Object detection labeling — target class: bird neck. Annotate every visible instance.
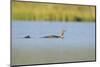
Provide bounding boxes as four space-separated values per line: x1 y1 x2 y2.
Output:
60 32 64 38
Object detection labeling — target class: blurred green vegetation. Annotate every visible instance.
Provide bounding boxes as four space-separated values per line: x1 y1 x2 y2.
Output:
12 1 96 22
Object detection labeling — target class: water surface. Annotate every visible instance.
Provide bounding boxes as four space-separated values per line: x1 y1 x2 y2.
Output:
12 21 95 65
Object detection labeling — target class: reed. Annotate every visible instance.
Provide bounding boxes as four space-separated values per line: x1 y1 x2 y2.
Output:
12 1 96 22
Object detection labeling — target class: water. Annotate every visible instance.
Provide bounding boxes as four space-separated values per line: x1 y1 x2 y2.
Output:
12 21 95 65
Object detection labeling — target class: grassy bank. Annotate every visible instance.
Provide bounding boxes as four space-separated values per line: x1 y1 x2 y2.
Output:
12 1 96 22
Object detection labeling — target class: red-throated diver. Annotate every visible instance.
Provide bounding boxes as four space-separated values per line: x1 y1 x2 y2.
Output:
41 30 66 39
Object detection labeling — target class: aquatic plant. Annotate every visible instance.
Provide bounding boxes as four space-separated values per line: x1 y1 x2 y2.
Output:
12 1 96 22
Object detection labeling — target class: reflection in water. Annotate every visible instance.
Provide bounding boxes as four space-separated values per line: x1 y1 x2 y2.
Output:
12 21 95 65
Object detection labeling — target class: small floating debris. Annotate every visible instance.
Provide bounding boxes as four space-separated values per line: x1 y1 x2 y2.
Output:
24 35 31 38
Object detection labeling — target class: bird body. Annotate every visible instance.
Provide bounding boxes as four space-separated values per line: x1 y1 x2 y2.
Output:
41 30 65 39
41 35 61 38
